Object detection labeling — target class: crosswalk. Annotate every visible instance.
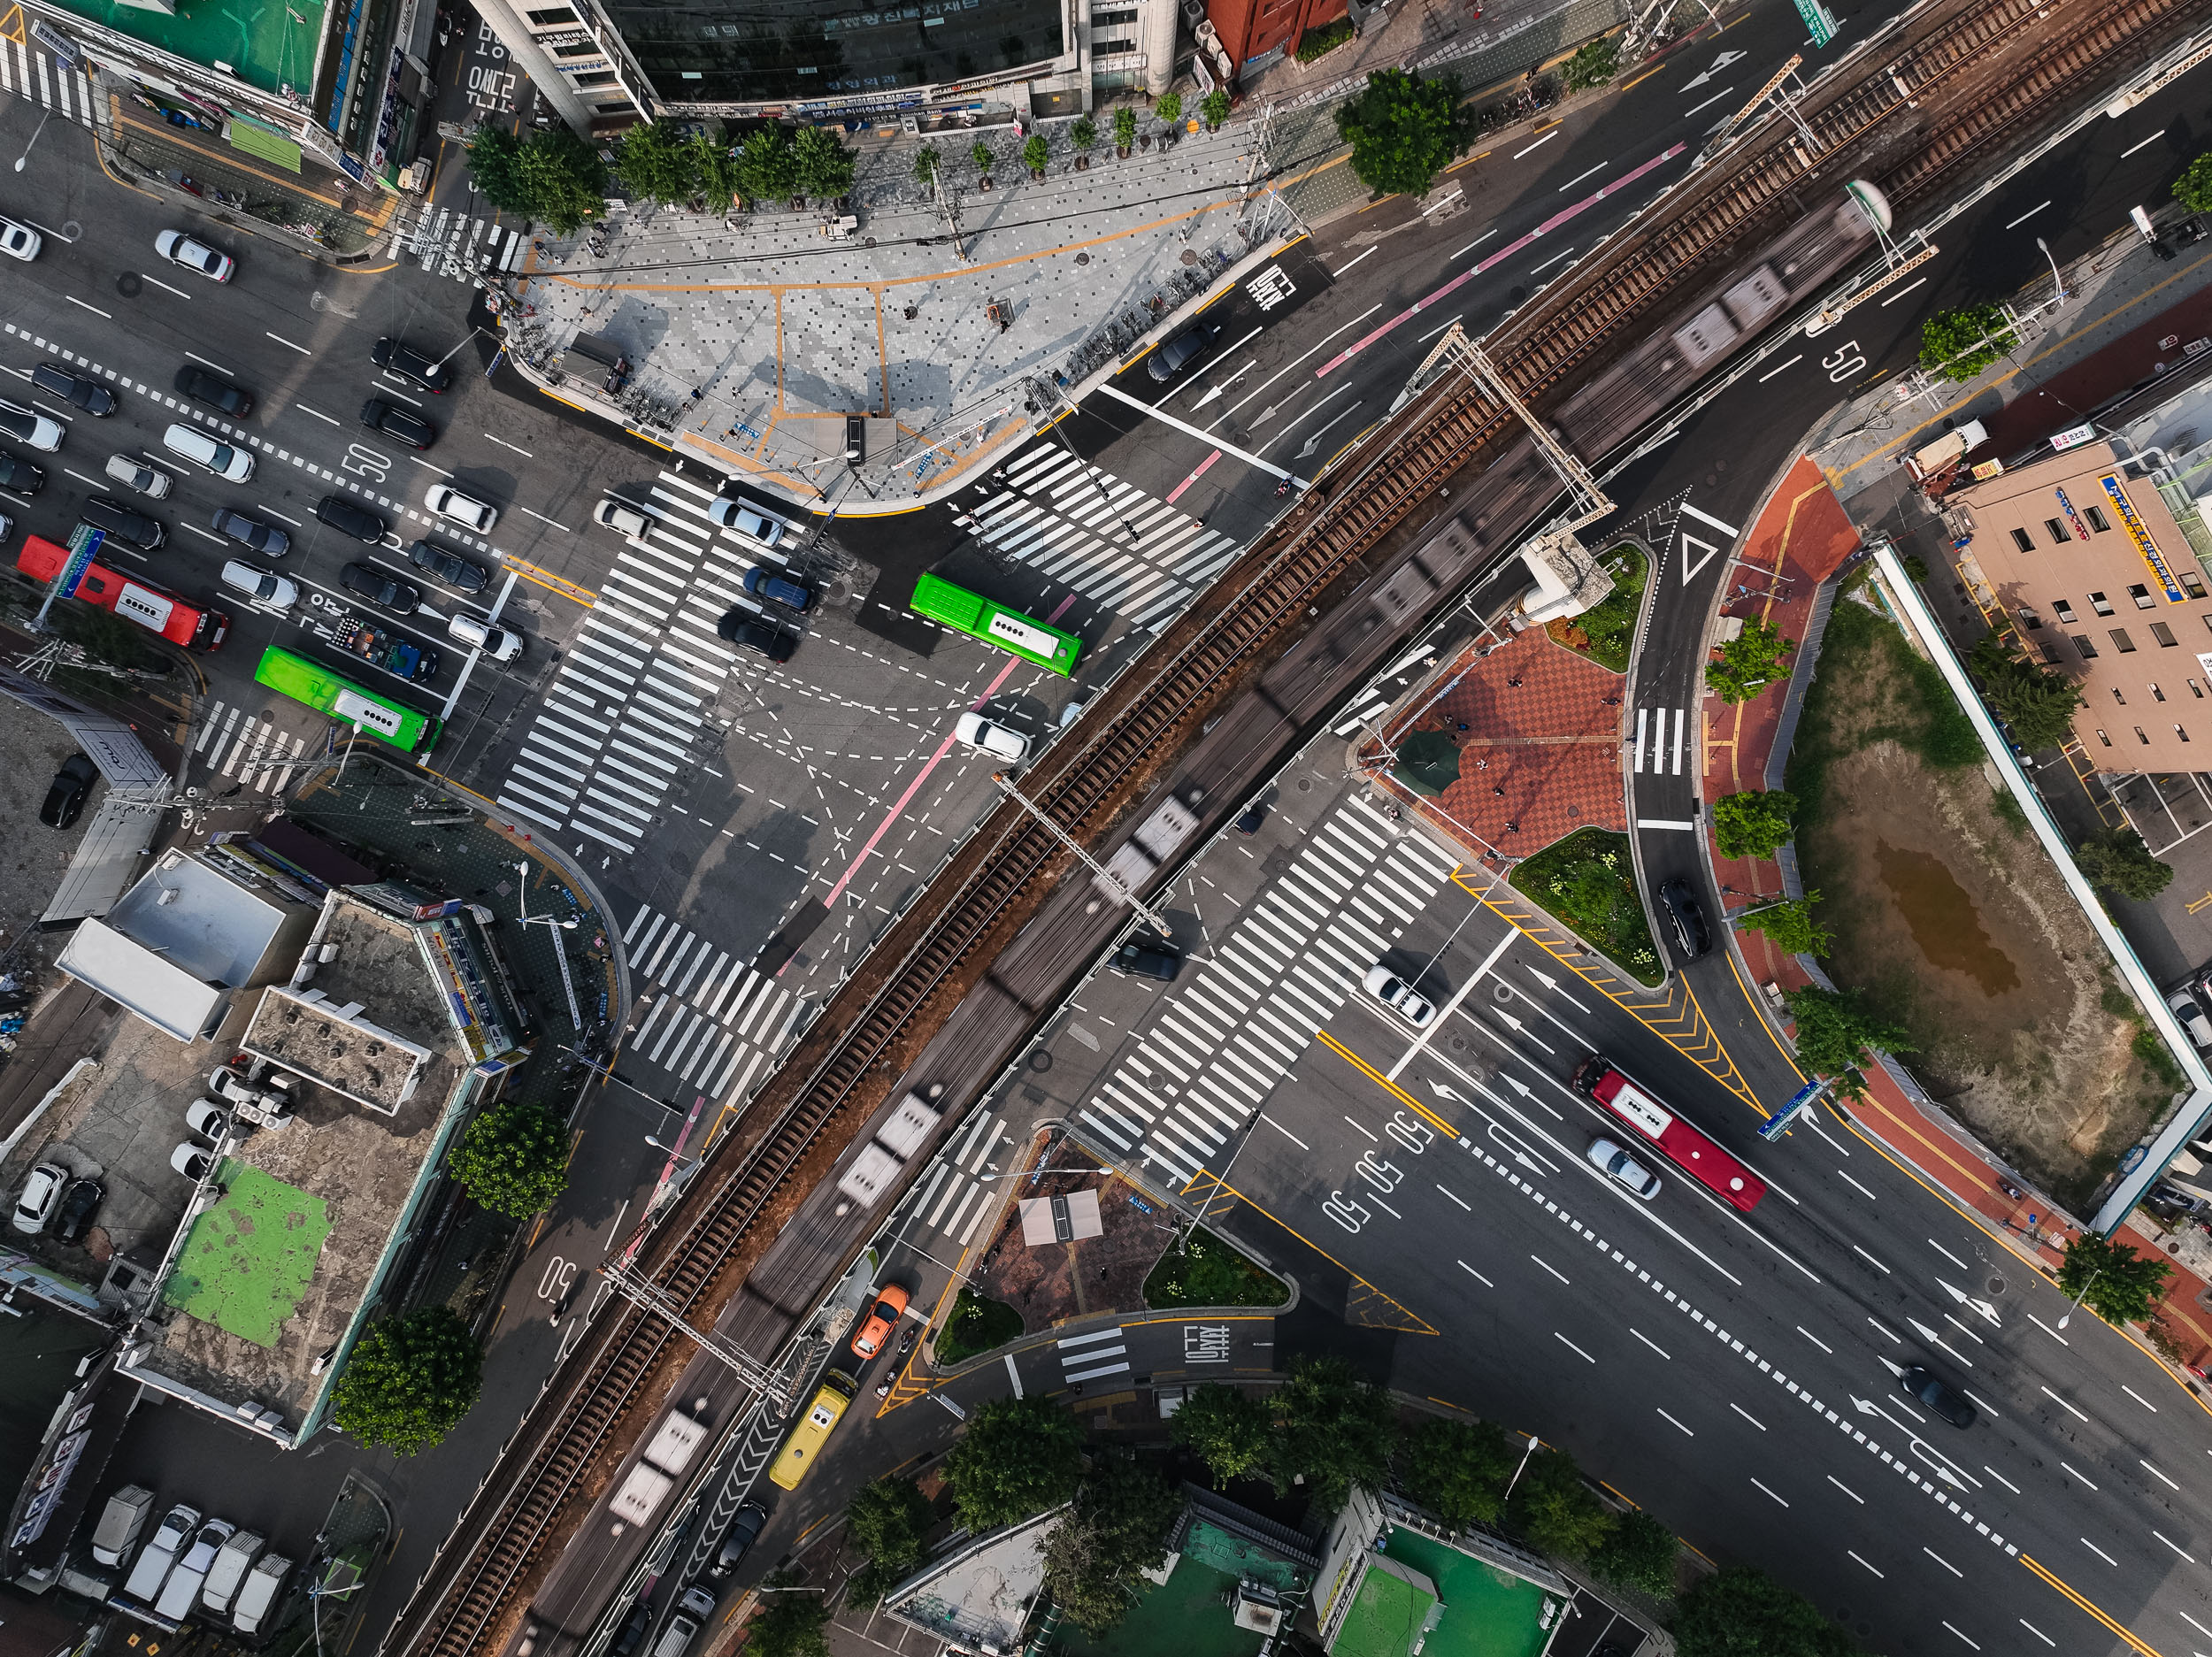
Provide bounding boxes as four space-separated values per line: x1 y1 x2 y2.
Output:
619 902 803 1104
1056 1324 1131 1385
956 443 1242 631
903 1109 1016 1246
495 470 783 854
190 697 315 794
1632 706 1691 775
403 209 529 286
1076 800 1456 1189
0 39 99 129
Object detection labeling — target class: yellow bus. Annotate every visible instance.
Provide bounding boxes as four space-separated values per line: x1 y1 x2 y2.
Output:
767 1372 857 1491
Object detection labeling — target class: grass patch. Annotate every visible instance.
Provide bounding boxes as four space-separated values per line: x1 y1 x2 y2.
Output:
1785 597 1980 825
1294 17 1354 60
1509 826 1663 986
1545 542 1645 672
1990 787 2029 837
933 1286 1025 1365
2134 1025 2185 1090
1144 1226 1288 1309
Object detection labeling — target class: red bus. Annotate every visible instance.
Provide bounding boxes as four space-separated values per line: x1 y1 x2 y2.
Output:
17 534 229 651
1572 1054 1767 1211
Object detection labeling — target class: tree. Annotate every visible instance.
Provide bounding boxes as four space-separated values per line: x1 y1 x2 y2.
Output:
1155 91 1182 128
447 1100 569 1219
2077 828 2174 901
1071 116 1097 153
846 1476 933 1606
1022 134 1050 174
2057 1231 2173 1325
1703 617 1795 703
1587 1508 1678 1597
1202 88 1231 129
1271 1354 1396 1507
613 120 700 206
1506 1449 1614 1560
466 127 607 234
1396 1416 1516 1529
1114 106 1138 153
1168 1382 1272 1483
1739 894 1832 957
735 127 796 206
1711 788 1798 860
1041 1456 1180 1634
330 1307 483 1454
1673 1565 1861 1657
942 1394 1084 1531
1782 985 1912 1079
794 126 856 201
972 140 996 178
690 131 742 213
1335 68 1480 198
1563 37 1619 89
1920 303 2016 383
1968 633 2084 751
914 143 942 186
2176 153 2212 212
747 1573 832 1657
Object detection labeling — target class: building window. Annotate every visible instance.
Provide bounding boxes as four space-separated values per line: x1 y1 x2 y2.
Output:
2087 504 2111 532
1091 6 1138 23
526 4 579 21
595 100 634 111
2047 518 2070 545
2110 629 2136 654
2182 725 2193 743
2011 527 2035 553
2186 570 2208 598
2131 583 2156 609
2040 642 2063 664
2054 599 2078 623
1091 35 1136 51
2193 679 2206 698
2097 729 2113 746
2090 591 2114 615
2154 683 2169 702
2115 687 2128 704
554 41 602 57
2072 634 2098 658
2018 607 2042 630
2139 727 2152 744
2153 622 2179 647
571 69 618 83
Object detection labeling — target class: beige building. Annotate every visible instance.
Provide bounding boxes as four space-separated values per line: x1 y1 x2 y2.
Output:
1952 440 2212 773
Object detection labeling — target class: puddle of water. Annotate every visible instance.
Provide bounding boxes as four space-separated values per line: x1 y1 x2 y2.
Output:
1874 839 2021 995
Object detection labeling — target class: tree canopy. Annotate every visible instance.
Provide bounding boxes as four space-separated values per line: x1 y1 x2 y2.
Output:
1506 1448 1615 1560
1740 893 1832 958
1271 1354 1397 1507
747 1574 832 1657
1155 92 1183 128
2057 1231 2173 1325
2176 153 2212 213
614 120 699 206
330 1307 483 1454
1041 1456 1180 1635
1335 69 1481 198
1168 1383 1273 1484
1673 1566 1863 1657
1782 985 1911 1080
447 1099 569 1219
1587 1508 1678 1598
845 1476 934 1605
465 127 607 234
1396 1416 1517 1529
1563 38 1619 88
943 1394 1085 1531
2077 828 2175 901
1920 303 2016 383
794 126 856 200
1704 617 1796 703
1202 89 1231 129
691 131 741 212
1711 789 1798 860
1967 633 2084 751
735 127 798 205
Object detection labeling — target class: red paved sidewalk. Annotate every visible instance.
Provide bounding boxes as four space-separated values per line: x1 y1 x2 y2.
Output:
1709 457 2212 1385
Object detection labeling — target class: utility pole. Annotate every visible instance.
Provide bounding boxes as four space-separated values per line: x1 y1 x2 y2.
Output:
989 771 1176 935
599 1258 795 1400
927 155 966 263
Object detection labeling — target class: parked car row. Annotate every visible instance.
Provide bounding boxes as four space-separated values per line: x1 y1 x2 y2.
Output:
114 1498 293 1634
10 1161 102 1243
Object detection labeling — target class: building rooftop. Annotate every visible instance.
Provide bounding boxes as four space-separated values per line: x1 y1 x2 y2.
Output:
45 0 331 96
1315 1492 1570 1657
883 1506 1062 1653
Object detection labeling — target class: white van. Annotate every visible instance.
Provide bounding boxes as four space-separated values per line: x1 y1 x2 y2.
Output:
201 1529 264 1615
121 1503 199 1603
91 1485 156 1568
162 422 255 482
230 1553 292 1634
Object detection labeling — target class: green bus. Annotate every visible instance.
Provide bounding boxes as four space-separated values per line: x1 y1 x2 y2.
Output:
255 647 442 755
910 572 1080 677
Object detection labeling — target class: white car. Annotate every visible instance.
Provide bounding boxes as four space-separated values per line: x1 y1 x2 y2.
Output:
2170 987 2212 1048
1362 963 1435 1028
425 482 497 533
163 422 254 481
710 495 788 547
1586 1137 1663 1201
0 399 63 452
955 710 1030 763
593 495 657 542
0 217 40 261
12 1162 66 1233
449 612 524 662
220 559 298 610
154 229 234 282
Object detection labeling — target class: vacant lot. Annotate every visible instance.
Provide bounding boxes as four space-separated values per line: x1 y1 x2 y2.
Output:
1789 594 2172 1211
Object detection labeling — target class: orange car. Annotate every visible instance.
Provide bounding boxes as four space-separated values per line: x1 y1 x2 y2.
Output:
851 1284 911 1359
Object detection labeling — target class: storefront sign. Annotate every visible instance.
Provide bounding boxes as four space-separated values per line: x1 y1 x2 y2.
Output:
2101 472 2185 602
2054 485 2090 540
2050 422 2099 451
1970 458 2004 480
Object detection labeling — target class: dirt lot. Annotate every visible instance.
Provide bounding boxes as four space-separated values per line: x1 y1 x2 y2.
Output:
1791 595 2170 1212
0 696 108 940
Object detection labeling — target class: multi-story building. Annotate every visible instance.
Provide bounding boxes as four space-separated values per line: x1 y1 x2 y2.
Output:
1199 0 1343 84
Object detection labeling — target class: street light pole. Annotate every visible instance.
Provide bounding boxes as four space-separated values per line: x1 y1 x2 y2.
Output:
14 109 50 173
1502 1431 1542 1499
2055 1267 2101 1330
2036 236 2070 303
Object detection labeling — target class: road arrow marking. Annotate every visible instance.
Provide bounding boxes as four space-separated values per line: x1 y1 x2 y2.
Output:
1678 531 1724 583
1937 1279 2003 1326
1681 49 1748 88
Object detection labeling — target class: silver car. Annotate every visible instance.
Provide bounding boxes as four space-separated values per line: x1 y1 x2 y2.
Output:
1586 1137 1662 1201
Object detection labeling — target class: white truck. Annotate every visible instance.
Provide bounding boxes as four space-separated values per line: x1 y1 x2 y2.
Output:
201 1529 265 1616
609 1409 710 1528
119 1503 199 1606
90 1485 155 1568
155 1518 234 1622
230 1553 293 1634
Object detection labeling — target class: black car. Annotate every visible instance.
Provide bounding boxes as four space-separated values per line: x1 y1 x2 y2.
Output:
211 508 289 556
608 1603 654 1657
31 362 116 416
174 365 253 418
1899 1363 1976 1429
407 538 489 594
1147 318 1223 383
1111 940 1182 981
81 495 165 550
39 754 98 829
0 451 42 496
359 398 436 449
372 336 452 393
50 1177 103 1245
315 495 389 543
339 561 421 615
717 607 796 663
1657 878 1710 960
712 1503 768 1578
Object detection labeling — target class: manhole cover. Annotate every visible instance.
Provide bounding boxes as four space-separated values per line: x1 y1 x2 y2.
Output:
1509 285 1527 305
865 237 877 248
1076 251 1090 265
1985 1275 2005 1295
1449 1036 1467 1050
1490 982 1513 1003
116 272 142 298
1180 249 1198 265
62 221 80 241
1028 1050 1052 1072
1297 779 1312 792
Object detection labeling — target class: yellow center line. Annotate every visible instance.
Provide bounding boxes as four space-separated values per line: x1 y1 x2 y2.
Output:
2020 1554 2170 1655
1316 1030 1458 1139
503 557 595 606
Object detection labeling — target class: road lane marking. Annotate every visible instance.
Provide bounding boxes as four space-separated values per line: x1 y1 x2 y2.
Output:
1729 1401 1764 1431
185 350 233 374
1924 1546 1961 1576
1512 130 1558 158
1456 1259 1492 1286
517 506 572 531
266 331 311 355
1631 1327 1669 1359
1837 1170 1877 1200
1851 1243 1891 1273
1941 1623 1978 1650
1847 1549 1881 1574
1829 1475 1863 1503
1927 1238 1968 1268
1880 277 1929 306
1684 85 1735 117
297 403 339 426
1557 162 1607 191
1749 1477 1787 1507
1450 227 1498 259
2002 201 2051 229
1757 354 1802 382
2122 1385 2159 1412
1532 244 1576 273
1962 1387 1999 1417
1345 1115 1379 1142
1004 1353 1022 1398
1656 1407 1693 1434
2017 1622 2055 1648
411 455 452 475
1554 1331 1595 1362
2058 1461 2096 1489
2027 1313 2070 1345
2154 1529 2193 1560
1867 1316 1901 1343
1260 1113 1307 1149
2140 1458 2177 1489
65 296 111 318
1982 1464 2019 1492
2079 1538 2118 1566
1530 1254 1569 1285
2122 128 2166 157
1333 247 1378 277
1680 502 1738 535
1436 1183 1471 1211
1797 1325 1832 1353
484 432 533 456
2041 1386 2087 1421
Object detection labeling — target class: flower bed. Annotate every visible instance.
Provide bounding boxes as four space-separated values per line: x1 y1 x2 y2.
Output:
1508 826 1663 986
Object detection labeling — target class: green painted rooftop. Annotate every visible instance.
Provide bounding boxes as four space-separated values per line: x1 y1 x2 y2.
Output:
46 0 328 95
164 1162 333 1348
1329 1527 1556 1657
1049 1518 1314 1657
